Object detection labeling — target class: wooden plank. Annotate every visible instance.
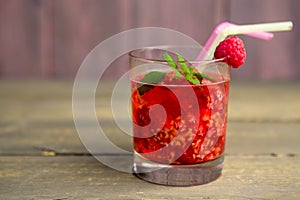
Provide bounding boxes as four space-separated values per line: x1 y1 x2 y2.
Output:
1 119 300 156
0 1 299 80
0 81 299 199
40 0 55 77
229 81 300 122
0 155 299 199
0 81 299 121
0 0 42 77
0 81 299 155
226 122 300 155
229 0 298 80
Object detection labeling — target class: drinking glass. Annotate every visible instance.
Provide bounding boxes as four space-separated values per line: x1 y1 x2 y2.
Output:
129 46 230 186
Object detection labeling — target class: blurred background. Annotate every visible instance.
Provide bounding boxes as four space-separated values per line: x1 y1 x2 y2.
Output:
0 0 299 81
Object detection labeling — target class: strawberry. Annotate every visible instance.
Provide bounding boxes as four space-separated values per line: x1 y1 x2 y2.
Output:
214 36 246 68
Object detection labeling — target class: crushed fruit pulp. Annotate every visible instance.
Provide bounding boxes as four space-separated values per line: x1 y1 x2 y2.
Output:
131 71 230 165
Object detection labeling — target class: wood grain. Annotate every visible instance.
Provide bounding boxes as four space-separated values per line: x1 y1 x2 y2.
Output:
0 156 299 200
0 80 299 199
1 0 300 80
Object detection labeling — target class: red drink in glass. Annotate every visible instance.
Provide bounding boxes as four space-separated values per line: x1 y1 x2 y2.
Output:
131 73 230 165
129 47 230 186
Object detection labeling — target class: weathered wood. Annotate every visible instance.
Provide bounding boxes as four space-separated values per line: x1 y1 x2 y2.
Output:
228 81 300 122
1 120 299 156
1 81 299 121
1 1 300 80
0 155 299 200
0 81 299 155
0 81 299 199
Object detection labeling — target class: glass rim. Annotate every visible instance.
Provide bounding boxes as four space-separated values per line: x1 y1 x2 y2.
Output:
129 45 225 65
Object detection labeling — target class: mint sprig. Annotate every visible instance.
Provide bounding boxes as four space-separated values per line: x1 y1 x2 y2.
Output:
163 53 182 77
136 52 215 96
163 53 204 85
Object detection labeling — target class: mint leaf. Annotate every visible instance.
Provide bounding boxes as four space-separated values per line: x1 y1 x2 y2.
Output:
177 54 189 75
140 71 166 84
163 52 216 85
186 74 200 85
138 71 166 95
163 54 181 77
164 53 200 85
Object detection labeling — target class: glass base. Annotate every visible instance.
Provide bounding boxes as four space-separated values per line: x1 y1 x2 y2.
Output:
133 153 224 186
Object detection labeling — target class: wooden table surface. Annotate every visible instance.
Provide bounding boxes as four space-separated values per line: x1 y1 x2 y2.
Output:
0 80 299 200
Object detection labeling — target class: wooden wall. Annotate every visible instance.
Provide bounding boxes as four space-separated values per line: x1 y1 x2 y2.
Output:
0 0 299 80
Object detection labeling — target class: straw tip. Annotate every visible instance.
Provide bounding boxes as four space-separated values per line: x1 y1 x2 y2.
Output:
288 21 294 30
279 21 294 30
